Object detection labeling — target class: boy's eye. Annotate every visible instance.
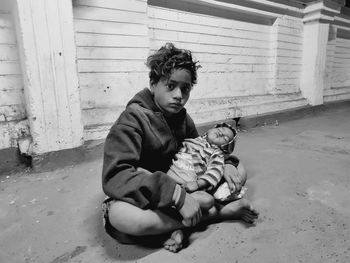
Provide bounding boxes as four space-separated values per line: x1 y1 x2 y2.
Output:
166 83 176 90
180 85 191 95
166 82 192 95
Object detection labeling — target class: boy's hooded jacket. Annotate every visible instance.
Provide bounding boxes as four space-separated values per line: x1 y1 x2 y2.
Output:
102 88 198 209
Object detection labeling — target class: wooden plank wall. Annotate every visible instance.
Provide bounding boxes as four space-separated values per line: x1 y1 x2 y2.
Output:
73 0 149 140
324 27 350 102
325 25 337 92
148 5 274 99
273 16 303 94
332 37 350 88
0 7 27 149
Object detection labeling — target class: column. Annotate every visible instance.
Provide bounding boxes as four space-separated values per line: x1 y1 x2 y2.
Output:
12 0 83 155
300 0 343 105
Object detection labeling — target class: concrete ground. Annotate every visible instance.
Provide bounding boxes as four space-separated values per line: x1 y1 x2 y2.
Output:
1 104 350 263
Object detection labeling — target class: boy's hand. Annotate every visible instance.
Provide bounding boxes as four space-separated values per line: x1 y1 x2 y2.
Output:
183 181 199 193
223 164 241 193
178 193 202 226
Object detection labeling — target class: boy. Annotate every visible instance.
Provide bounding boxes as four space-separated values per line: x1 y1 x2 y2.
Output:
102 43 258 252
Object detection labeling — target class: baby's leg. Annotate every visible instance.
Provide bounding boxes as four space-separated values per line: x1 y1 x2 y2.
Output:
167 168 187 184
167 153 197 184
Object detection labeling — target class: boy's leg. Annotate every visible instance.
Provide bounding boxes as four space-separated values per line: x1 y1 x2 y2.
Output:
217 199 259 224
107 200 186 252
107 191 214 237
107 194 259 236
107 198 258 251
108 201 182 236
190 191 214 210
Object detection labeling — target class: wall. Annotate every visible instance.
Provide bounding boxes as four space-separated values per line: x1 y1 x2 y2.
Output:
73 0 149 140
148 4 274 98
324 27 350 102
0 4 28 150
0 0 350 156
73 0 311 137
147 3 308 124
271 16 304 95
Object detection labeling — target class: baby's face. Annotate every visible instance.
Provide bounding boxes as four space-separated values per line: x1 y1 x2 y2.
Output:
206 127 234 147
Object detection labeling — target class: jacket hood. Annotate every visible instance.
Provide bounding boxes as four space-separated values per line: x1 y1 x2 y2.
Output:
127 88 187 123
127 88 159 112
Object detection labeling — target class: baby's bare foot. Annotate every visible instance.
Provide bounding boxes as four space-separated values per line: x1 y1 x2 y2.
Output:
163 229 184 253
219 198 259 224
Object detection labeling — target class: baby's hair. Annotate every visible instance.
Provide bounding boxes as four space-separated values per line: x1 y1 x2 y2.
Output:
146 43 201 86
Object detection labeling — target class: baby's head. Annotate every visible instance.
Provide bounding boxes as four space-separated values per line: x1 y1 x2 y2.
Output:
206 123 237 154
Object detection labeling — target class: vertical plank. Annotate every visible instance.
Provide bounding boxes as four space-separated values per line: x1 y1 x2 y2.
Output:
13 0 83 154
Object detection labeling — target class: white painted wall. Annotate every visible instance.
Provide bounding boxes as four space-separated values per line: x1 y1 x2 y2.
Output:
0 4 29 149
13 0 83 155
333 37 350 87
148 5 274 98
71 0 349 140
271 16 303 94
324 28 350 102
1 0 350 153
147 3 307 124
73 0 310 138
73 0 149 140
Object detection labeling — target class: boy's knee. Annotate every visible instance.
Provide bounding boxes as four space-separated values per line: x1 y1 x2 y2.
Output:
202 194 215 210
108 201 150 236
237 163 247 185
192 191 214 210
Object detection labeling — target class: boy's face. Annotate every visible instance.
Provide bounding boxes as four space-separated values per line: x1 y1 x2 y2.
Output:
206 127 234 147
151 69 192 116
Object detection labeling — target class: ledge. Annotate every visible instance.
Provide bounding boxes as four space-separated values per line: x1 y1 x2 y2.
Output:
1 100 348 174
180 0 304 18
197 99 350 132
149 0 347 25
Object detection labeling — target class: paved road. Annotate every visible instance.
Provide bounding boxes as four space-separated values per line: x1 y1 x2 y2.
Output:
1 104 349 263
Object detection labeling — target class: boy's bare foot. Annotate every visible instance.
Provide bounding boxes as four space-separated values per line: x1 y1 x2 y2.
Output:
163 229 184 253
219 198 259 224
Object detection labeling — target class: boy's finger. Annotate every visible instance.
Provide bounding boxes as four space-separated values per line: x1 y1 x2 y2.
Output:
228 182 235 192
198 209 202 223
195 210 201 226
233 181 241 192
182 219 191 227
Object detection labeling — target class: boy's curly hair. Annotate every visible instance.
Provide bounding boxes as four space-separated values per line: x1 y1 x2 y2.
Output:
146 43 201 86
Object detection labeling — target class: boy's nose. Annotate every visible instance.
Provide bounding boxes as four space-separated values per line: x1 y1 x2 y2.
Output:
172 87 183 99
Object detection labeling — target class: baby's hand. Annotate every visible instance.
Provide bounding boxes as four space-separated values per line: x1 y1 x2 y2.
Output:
183 181 199 193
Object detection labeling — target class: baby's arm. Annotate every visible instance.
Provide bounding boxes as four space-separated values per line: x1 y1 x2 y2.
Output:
197 149 225 190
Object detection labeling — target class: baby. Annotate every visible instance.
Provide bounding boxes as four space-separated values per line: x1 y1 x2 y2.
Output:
168 122 246 202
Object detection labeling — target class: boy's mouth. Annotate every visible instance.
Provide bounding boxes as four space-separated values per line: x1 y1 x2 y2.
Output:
170 103 183 108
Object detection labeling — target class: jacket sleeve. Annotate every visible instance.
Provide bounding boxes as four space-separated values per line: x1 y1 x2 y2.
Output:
102 113 180 210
